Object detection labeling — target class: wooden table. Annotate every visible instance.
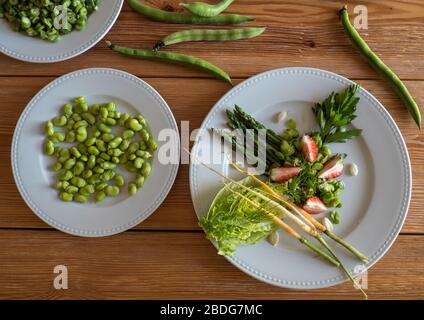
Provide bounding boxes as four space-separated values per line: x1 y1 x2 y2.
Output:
0 0 423 300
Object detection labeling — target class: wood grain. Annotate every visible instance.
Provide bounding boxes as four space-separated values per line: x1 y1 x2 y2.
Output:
0 230 422 300
0 0 423 300
0 77 422 232
0 1 423 79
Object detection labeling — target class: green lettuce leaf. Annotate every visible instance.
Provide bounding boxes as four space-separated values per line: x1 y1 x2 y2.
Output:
199 177 280 256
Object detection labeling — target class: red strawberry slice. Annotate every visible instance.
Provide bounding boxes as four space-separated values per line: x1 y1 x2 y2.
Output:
301 135 318 162
318 154 345 180
303 196 327 215
270 166 302 183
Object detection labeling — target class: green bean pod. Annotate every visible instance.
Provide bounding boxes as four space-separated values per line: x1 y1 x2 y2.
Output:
339 6 421 127
154 27 266 50
180 0 235 18
106 41 232 85
126 0 252 25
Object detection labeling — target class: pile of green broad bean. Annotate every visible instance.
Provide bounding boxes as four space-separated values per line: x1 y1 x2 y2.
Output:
44 97 157 203
0 0 99 42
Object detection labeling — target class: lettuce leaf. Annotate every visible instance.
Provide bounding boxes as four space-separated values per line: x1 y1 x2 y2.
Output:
199 177 280 256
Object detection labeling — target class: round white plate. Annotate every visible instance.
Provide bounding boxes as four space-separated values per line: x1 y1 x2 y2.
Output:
190 67 411 289
12 68 180 237
0 1 123 63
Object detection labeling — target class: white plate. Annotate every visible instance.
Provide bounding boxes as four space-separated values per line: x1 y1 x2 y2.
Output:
190 67 412 289
0 1 123 63
12 68 180 237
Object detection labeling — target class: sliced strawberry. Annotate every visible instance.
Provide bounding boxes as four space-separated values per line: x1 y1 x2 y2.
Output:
318 154 345 180
303 196 327 215
301 135 318 162
270 166 302 183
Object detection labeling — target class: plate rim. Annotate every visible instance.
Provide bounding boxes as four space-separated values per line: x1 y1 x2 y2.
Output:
0 0 123 63
11 67 180 237
189 66 412 289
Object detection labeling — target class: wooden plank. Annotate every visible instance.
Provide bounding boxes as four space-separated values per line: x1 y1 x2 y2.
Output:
0 230 422 299
0 1 423 79
0 77 423 232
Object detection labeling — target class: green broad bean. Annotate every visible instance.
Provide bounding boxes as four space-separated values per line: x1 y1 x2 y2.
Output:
92 127 101 138
66 119 75 130
329 210 341 224
126 0 251 25
75 103 89 113
107 42 232 85
95 140 107 152
80 184 95 195
108 148 123 157
99 107 108 119
73 120 88 129
60 192 73 202
139 140 147 150
73 161 85 176
59 170 73 181
71 113 82 122
154 26 265 50
44 140 55 155
53 115 67 127
82 169 93 179
85 137 96 147
77 143 88 154
102 133 114 143
54 181 64 190
136 115 146 127
88 146 100 156
128 183 137 196
90 104 100 115
95 191 106 202
140 129 150 142
111 156 120 164
104 117 116 126
134 157 144 169
52 132 65 142
321 146 332 157
100 152 111 161
51 162 62 172
119 140 130 151
88 155 96 169
95 182 108 191
119 113 130 126
88 174 101 185
141 162 152 177
65 186 79 194
101 162 116 170
105 102 116 112
71 177 86 188
287 119 297 129
114 175 125 187
45 121 54 136
125 163 137 173
64 158 76 170
59 148 70 162
63 104 73 116
76 127 88 142
105 185 120 197
54 147 62 158
93 166 105 174
128 142 139 154
98 123 111 133
147 138 158 151
135 174 145 188
74 97 85 104
127 118 143 131
74 195 88 203
128 154 136 161
65 131 76 143
122 130 134 139
179 0 235 18
109 137 122 149
80 154 88 162
82 112 96 125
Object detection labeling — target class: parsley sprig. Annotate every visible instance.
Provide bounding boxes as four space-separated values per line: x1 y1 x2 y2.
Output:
313 84 362 144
